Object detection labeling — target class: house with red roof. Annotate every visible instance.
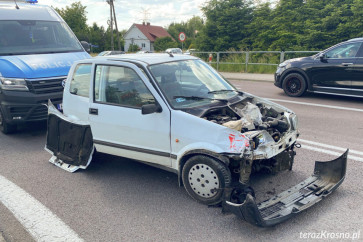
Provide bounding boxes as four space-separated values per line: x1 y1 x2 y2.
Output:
124 22 173 52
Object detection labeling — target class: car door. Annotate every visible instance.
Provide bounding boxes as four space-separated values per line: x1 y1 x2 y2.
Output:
88 61 172 167
351 42 363 97
310 42 361 95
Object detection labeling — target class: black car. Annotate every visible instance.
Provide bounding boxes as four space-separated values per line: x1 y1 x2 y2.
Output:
275 38 363 97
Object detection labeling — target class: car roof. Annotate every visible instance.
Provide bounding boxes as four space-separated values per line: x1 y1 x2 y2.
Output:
347 37 363 42
95 53 199 65
0 2 62 21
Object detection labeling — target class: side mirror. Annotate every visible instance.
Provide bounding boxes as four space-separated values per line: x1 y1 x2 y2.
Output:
318 53 327 61
80 41 91 53
141 103 162 115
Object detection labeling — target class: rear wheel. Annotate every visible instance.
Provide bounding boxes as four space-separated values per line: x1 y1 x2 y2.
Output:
282 73 307 97
0 107 16 134
182 155 231 205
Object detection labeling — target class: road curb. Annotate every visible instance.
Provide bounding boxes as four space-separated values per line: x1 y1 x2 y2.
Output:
225 78 273 83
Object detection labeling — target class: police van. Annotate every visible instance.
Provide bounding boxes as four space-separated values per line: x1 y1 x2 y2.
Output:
0 0 90 133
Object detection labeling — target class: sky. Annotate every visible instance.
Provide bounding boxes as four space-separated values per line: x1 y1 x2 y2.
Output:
45 0 207 31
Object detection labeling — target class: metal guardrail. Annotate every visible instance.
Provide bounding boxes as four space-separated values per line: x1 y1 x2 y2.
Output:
190 50 320 72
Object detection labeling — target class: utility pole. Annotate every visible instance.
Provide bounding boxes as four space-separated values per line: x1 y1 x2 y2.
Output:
106 0 121 51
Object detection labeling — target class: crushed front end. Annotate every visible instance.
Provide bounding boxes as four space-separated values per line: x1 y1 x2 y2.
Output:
196 93 347 227
222 150 348 227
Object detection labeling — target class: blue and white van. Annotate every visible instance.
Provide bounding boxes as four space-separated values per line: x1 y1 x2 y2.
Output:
0 1 90 133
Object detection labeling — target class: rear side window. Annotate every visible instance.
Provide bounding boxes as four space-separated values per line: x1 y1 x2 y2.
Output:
69 64 92 97
94 65 156 108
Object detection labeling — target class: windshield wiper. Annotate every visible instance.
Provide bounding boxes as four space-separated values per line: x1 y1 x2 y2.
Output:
173 95 228 102
208 89 241 94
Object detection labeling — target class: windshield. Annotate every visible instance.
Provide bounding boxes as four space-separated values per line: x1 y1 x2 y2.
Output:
0 20 83 55
149 59 238 108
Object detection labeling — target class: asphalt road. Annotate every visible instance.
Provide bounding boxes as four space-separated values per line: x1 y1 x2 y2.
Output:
0 80 362 241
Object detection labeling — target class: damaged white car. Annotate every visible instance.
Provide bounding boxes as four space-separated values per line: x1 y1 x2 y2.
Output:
45 54 347 227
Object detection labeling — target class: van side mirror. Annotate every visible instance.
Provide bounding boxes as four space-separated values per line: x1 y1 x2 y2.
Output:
81 41 91 53
141 103 162 115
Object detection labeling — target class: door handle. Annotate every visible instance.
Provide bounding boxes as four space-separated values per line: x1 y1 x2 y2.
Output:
342 63 354 66
89 108 98 115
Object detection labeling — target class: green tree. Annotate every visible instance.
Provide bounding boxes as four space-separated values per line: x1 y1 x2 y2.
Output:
167 16 204 50
243 2 274 50
153 36 177 51
128 44 140 52
196 0 254 51
88 23 106 52
55 2 89 41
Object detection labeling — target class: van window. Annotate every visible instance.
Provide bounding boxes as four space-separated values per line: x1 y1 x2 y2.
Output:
94 65 156 108
0 20 83 55
69 64 92 97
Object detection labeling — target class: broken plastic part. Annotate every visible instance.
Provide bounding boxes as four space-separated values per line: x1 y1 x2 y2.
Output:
223 149 348 227
45 101 94 172
236 102 263 126
222 119 243 131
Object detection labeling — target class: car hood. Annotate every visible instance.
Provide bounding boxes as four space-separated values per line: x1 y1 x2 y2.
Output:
0 52 90 79
287 56 314 63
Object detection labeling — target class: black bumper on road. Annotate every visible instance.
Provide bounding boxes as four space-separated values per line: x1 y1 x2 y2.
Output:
223 150 348 227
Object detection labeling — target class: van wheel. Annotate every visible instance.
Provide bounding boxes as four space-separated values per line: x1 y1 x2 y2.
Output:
282 73 307 97
182 155 231 205
0 108 16 134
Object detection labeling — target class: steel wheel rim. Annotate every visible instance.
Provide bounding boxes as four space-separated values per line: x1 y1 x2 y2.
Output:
188 164 220 198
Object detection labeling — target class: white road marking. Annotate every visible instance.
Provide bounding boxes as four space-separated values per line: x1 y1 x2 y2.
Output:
0 175 83 242
267 98 363 112
299 138 363 156
300 144 363 163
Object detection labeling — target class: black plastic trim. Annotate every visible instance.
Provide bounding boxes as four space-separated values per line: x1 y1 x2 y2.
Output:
223 149 348 227
94 139 177 159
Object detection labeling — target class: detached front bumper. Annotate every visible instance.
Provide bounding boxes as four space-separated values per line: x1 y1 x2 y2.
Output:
223 150 348 227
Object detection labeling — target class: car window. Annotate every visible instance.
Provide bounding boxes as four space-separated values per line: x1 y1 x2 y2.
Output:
356 44 363 57
325 42 362 59
149 60 236 108
69 64 92 97
94 65 156 108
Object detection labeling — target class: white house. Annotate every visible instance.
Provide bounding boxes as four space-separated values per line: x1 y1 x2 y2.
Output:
124 22 172 52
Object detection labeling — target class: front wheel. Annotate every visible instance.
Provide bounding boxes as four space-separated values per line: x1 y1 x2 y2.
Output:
0 107 16 134
282 73 307 97
182 155 231 205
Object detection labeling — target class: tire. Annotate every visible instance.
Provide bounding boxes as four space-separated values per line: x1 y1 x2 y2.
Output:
0 107 16 134
282 73 307 97
182 155 231 205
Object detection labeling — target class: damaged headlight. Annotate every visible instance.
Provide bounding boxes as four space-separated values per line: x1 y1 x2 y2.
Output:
0 77 29 91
